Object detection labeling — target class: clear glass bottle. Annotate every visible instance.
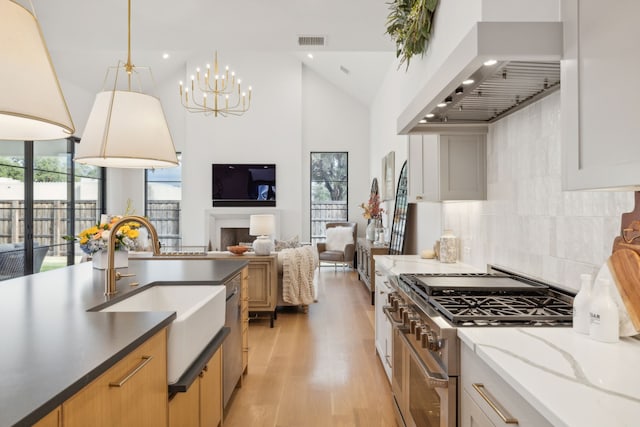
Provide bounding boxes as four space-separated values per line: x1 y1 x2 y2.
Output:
439 229 457 263
589 278 620 343
573 273 592 334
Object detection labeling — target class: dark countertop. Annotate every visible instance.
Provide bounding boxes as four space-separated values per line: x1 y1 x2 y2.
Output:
0 258 247 427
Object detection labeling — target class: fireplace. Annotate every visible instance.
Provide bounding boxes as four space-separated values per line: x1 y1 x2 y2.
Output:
206 208 281 251
220 228 254 249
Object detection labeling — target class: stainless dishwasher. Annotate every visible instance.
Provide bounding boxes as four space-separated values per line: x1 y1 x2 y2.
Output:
223 273 242 407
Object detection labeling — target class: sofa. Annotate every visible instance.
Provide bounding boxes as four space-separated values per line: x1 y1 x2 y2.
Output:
0 242 49 280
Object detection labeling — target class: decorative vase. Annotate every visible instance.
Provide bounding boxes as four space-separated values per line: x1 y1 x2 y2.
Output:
366 218 380 241
92 250 128 270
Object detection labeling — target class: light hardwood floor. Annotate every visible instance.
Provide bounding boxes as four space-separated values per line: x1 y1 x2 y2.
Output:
223 269 396 427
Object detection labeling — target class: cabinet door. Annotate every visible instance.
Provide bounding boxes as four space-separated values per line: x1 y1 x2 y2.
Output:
247 261 270 309
200 348 222 427
562 0 640 190
408 133 486 201
169 384 200 427
440 134 486 200
33 407 61 427
241 266 249 373
461 390 495 427
63 329 168 427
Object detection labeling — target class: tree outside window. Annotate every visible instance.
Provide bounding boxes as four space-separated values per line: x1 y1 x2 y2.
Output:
310 152 348 245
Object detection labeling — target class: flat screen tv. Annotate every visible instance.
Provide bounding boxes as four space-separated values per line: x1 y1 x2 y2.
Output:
212 164 276 207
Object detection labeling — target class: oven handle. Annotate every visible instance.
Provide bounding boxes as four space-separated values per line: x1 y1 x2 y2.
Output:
398 330 449 389
382 306 405 328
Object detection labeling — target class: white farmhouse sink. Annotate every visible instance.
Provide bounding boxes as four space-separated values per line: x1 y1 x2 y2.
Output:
100 285 226 383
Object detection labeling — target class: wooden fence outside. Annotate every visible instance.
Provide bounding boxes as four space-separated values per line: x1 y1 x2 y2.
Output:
310 201 348 245
0 200 181 255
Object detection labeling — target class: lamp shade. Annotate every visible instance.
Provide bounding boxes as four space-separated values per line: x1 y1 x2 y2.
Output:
0 1 75 140
75 90 178 168
249 214 275 236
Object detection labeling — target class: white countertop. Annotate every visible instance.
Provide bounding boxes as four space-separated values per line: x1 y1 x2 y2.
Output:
458 328 640 427
373 255 481 275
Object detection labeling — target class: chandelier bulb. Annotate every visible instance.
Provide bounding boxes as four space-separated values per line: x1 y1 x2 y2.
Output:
238 79 242 84
190 75 195 81
196 67 200 73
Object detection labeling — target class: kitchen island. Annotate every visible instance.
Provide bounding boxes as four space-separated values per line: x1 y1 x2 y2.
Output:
0 258 246 427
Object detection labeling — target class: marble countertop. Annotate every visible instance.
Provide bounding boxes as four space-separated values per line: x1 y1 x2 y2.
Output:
0 259 247 427
373 255 482 275
458 328 640 427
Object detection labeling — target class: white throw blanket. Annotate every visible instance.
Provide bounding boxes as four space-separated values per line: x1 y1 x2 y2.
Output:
280 245 318 305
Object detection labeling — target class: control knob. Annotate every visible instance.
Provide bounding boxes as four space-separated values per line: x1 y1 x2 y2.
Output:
416 327 441 351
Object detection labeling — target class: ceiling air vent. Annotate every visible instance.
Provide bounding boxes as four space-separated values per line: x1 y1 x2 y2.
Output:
298 35 326 47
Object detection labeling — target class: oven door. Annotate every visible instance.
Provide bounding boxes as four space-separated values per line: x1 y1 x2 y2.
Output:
399 329 457 427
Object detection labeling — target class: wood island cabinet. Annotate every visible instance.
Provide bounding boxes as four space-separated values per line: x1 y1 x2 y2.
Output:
33 407 61 427
356 238 388 305
169 348 223 427
241 266 249 374
62 329 168 427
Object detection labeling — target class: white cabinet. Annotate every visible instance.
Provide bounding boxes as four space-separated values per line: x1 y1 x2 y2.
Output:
461 343 553 427
562 0 640 190
408 133 486 202
374 267 393 382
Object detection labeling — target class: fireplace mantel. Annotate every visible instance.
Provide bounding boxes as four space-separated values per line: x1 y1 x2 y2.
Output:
205 208 281 251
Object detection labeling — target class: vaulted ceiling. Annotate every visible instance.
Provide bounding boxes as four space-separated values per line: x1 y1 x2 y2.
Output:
33 0 396 105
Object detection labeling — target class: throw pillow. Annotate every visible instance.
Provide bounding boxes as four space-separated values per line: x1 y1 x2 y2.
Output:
274 235 299 251
325 227 353 252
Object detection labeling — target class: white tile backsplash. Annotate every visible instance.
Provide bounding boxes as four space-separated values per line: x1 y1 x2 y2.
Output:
442 91 634 291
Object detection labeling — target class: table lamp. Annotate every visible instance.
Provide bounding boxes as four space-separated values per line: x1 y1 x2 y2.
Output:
249 214 275 255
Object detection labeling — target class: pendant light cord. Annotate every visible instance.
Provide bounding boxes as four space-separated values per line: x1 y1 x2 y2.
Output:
125 0 133 90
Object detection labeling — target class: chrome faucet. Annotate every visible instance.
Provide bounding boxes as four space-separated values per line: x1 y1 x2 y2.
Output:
105 215 161 296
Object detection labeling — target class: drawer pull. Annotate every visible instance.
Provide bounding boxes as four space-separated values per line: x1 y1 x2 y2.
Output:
109 356 153 387
472 383 518 424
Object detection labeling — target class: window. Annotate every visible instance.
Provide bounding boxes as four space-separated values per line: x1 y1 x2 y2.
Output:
145 154 181 250
310 152 348 246
0 139 104 280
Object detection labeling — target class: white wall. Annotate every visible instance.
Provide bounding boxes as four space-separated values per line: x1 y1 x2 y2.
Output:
60 50 372 246
301 65 370 240
442 92 633 291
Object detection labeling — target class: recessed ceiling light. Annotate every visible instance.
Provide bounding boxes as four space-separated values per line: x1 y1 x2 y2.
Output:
162 53 170 59
419 119 427 124
462 79 474 85
483 59 497 66
307 53 314 59
455 87 463 95
445 96 453 104
437 102 447 108
426 113 435 118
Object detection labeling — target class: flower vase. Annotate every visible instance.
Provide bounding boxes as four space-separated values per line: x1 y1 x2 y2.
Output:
92 250 128 270
366 218 380 241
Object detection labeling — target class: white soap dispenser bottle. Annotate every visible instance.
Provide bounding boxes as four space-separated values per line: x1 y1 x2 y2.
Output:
573 273 592 334
589 278 620 343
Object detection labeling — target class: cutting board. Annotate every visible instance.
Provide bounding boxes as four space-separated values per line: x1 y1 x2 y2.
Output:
607 249 640 332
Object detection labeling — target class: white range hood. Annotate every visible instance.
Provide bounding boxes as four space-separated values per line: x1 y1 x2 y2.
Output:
398 21 563 134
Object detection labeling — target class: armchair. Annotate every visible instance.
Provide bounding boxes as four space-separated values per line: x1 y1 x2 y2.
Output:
317 222 357 271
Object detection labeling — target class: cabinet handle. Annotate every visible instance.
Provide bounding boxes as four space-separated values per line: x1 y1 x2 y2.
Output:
472 383 518 424
109 356 153 387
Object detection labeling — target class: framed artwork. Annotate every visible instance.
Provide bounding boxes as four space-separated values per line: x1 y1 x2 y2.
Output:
381 151 395 201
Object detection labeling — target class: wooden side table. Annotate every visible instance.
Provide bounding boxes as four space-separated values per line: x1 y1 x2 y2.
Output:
356 238 389 305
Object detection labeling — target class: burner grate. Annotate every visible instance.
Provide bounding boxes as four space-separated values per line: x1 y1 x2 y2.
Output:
430 294 573 325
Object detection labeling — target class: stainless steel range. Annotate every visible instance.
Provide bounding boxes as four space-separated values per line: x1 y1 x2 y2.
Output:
384 268 574 427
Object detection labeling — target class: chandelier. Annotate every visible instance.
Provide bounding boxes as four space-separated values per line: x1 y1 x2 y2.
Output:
179 53 252 117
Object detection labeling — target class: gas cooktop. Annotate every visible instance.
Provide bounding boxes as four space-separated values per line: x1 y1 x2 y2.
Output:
398 273 574 327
